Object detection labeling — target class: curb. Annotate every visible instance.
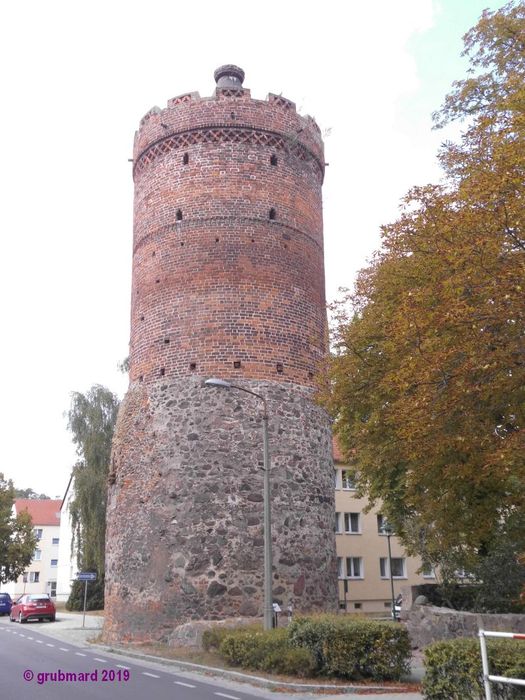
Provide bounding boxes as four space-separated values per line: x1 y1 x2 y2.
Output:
91 643 420 694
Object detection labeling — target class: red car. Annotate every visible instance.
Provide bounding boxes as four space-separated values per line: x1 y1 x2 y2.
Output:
10 594 56 623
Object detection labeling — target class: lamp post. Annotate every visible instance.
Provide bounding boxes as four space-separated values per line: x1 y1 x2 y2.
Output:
381 522 396 620
204 378 273 631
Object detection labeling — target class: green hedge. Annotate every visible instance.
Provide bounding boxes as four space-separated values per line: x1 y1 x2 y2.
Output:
205 616 411 680
215 626 316 676
423 638 525 699
288 614 410 680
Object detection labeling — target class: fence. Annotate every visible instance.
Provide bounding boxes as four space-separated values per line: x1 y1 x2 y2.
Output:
479 629 525 700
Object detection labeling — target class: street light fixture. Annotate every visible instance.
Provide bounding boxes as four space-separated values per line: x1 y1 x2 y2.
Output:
204 378 273 631
381 522 397 621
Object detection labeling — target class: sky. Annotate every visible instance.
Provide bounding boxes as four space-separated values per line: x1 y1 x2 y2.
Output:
0 0 506 497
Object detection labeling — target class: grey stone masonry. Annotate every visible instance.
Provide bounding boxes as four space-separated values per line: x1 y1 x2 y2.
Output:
103 376 337 643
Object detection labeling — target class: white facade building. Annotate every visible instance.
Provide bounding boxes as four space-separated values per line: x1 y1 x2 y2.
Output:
0 499 61 599
56 474 78 602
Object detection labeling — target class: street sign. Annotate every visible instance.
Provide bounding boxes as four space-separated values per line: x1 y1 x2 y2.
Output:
77 572 97 581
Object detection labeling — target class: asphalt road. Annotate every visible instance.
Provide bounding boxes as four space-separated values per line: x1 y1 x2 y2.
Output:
0 618 266 700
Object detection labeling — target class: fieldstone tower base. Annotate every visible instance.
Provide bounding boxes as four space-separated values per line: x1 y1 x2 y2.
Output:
103 376 337 643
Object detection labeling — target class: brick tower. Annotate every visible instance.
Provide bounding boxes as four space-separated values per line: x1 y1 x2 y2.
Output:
104 66 337 643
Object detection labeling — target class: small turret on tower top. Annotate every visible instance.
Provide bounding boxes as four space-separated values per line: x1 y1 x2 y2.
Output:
214 64 245 88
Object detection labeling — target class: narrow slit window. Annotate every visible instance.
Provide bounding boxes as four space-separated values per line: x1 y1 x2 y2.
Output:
233 360 241 369
176 209 183 220
276 363 283 373
270 154 278 166
183 153 189 165
160 368 165 376
269 208 276 220
189 362 197 371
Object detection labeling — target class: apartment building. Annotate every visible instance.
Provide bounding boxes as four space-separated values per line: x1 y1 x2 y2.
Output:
334 456 434 614
56 474 78 602
0 499 61 599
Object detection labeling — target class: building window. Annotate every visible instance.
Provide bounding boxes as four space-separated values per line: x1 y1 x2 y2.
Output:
48 581 57 597
377 514 386 533
346 557 363 579
35 528 43 540
380 557 406 579
52 537 59 545
29 572 40 583
22 573 28 583
341 469 355 490
344 512 361 534
422 564 436 579
33 549 42 561
337 557 344 579
333 469 339 489
335 512 342 533
50 559 58 568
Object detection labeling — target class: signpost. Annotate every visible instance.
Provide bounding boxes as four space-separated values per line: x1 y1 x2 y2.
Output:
76 572 97 629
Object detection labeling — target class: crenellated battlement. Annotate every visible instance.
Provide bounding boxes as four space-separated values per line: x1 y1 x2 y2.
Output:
134 71 324 176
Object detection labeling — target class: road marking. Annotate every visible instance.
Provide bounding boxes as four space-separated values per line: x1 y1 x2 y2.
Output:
93 658 107 663
36 640 43 644
46 643 54 647
27 636 33 640
142 672 160 678
116 664 130 670
214 694 240 700
19 634 25 637
174 681 196 688
75 652 86 657
59 648 68 652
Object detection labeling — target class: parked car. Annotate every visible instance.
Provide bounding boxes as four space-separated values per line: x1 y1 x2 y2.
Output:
10 594 56 623
0 593 12 616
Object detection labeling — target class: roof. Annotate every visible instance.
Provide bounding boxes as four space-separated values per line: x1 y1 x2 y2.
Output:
15 499 61 526
332 435 344 464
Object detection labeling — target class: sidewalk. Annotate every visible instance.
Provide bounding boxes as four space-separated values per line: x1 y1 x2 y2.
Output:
1 614 424 699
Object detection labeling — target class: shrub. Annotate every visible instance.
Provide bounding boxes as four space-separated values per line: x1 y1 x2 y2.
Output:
202 625 237 652
261 646 317 677
66 576 104 611
423 638 525 699
218 627 290 669
288 614 410 680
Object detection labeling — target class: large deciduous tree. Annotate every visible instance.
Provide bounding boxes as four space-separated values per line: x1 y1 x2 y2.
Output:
0 474 37 584
67 385 119 593
328 2 525 570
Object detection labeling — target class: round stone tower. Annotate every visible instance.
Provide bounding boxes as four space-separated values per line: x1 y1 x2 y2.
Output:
104 66 337 643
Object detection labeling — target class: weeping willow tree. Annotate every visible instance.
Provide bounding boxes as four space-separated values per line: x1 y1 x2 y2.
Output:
66 385 119 610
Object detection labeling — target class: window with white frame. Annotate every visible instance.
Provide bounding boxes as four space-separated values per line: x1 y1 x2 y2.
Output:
422 564 436 579
377 514 386 533
337 557 344 579
33 549 42 561
335 512 343 533
344 512 361 534
341 469 356 490
50 559 58 568
34 528 43 540
380 557 406 579
29 572 40 583
52 537 59 545
345 556 363 579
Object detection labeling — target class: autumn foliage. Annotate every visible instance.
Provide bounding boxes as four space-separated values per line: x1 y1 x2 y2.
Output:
328 2 525 569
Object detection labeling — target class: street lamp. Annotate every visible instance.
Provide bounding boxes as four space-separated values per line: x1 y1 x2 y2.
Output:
381 522 397 620
204 378 273 631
